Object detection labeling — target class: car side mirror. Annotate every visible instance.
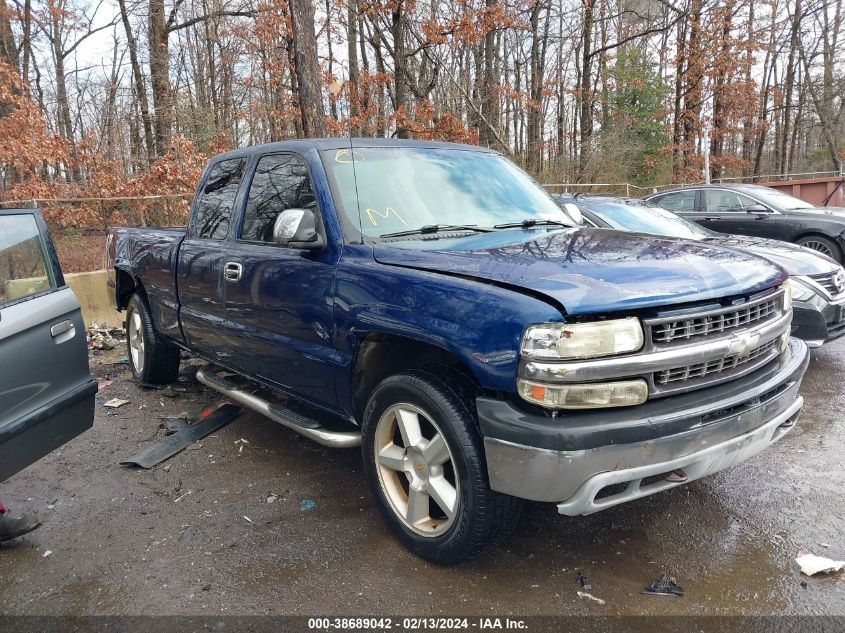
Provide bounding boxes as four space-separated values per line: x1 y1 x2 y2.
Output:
746 204 770 214
273 208 324 250
562 202 584 225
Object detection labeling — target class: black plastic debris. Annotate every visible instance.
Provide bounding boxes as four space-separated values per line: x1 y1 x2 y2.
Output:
577 572 592 591
642 573 684 597
120 404 241 469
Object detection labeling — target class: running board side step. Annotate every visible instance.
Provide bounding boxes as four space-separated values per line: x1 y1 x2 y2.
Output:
195 368 361 448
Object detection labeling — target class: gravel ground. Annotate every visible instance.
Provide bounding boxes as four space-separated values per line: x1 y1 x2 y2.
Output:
1 340 844 618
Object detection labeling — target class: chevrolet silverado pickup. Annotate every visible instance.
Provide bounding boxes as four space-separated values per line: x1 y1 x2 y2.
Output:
107 139 809 564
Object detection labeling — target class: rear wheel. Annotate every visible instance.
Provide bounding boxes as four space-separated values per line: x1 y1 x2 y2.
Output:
797 235 842 263
126 293 180 385
361 369 522 564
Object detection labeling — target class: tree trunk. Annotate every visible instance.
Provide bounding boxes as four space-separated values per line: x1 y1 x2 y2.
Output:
577 0 594 180
682 0 703 173
347 0 360 130
119 0 156 162
391 0 410 137
779 0 801 174
149 0 172 155
479 0 499 146
288 0 326 137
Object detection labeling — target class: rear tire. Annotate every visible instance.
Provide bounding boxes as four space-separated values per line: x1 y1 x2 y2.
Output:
126 293 180 385
797 235 842 263
361 368 522 564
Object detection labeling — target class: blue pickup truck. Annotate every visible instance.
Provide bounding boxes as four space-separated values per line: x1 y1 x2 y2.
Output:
107 139 809 564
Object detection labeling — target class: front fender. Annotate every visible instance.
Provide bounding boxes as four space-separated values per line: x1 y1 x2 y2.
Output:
333 247 563 406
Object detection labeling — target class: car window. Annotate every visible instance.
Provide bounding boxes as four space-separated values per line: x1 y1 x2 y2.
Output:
652 190 696 213
0 213 53 306
704 190 759 212
241 154 317 243
194 158 246 239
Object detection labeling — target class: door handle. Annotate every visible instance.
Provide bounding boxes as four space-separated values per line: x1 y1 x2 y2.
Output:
223 262 243 282
51 320 73 337
703 216 720 221
50 319 75 343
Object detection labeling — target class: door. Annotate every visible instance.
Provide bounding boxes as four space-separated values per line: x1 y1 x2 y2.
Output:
0 210 96 482
697 189 786 239
177 155 249 363
221 153 339 409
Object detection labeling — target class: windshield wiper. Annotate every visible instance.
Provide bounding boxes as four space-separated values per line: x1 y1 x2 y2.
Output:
494 218 572 229
380 224 494 239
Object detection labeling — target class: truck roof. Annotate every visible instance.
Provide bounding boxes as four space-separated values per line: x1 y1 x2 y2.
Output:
212 137 498 161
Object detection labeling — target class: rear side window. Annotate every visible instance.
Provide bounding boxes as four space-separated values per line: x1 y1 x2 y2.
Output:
653 190 696 213
240 154 317 243
194 158 246 239
0 214 53 306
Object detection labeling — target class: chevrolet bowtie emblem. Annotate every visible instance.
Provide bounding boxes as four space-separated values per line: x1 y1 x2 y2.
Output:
728 332 760 356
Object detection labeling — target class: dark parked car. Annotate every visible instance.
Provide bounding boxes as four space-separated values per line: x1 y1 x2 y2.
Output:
644 184 845 263
0 209 96 483
555 194 845 348
108 139 808 564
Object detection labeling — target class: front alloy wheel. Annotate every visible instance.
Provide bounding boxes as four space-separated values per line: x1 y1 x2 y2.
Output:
374 403 459 535
362 369 522 564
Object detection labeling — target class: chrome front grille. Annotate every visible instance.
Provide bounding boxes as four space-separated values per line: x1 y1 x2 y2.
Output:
651 297 779 345
520 286 792 403
655 339 777 387
808 270 845 298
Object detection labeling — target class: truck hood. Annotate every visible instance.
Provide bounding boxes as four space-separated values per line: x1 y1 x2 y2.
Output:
702 234 840 277
373 228 787 316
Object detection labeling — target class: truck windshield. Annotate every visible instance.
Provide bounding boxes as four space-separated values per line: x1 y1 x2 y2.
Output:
583 199 715 239
321 147 571 240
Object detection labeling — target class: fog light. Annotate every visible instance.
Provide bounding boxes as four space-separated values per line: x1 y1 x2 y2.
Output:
518 379 648 409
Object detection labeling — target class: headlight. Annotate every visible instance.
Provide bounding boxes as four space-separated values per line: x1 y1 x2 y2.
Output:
786 278 813 302
521 317 644 360
518 378 648 409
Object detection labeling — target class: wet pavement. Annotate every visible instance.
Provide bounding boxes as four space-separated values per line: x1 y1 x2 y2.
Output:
1 340 844 618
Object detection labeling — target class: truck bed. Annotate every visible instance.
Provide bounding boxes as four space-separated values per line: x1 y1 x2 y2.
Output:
106 226 186 342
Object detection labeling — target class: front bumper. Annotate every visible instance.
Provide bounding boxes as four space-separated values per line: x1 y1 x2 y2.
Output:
792 295 845 347
479 338 809 514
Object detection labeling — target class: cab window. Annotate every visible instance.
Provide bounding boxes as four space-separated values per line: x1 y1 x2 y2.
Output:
240 154 317 243
193 158 246 239
0 214 53 306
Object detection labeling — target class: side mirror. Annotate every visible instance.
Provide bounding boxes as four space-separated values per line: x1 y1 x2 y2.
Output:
562 202 584 225
273 208 324 250
746 204 770 214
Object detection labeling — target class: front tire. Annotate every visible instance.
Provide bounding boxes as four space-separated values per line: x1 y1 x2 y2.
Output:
126 293 180 385
361 369 521 564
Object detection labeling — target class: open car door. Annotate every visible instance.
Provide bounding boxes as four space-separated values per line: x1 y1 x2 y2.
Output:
0 209 96 482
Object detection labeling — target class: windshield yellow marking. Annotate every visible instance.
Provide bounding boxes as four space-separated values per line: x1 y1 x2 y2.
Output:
366 207 406 226
335 149 365 163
